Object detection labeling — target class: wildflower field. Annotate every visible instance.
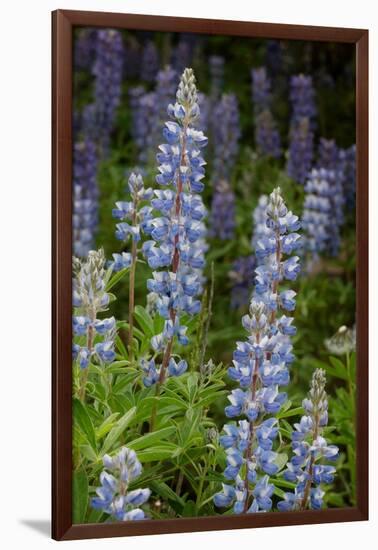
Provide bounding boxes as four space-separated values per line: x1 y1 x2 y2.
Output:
72 29 356 523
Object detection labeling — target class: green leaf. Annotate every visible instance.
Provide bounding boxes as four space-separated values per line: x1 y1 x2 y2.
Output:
73 398 97 451
72 470 88 524
277 406 304 419
96 413 120 440
137 444 176 462
274 452 288 472
105 267 130 291
101 406 136 454
127 426 176 451
328 356 349 381
134 305 154 337
182 500 196 517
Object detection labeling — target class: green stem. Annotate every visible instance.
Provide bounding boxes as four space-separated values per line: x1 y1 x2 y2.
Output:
128 239 137 363
79 310 95 402
175 469 184 497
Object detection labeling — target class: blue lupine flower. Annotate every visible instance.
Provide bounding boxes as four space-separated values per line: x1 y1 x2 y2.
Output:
91 447 150 521
141 68 207 385
209 93 240 240
168 358 188 377
287 75 316 184
141 358 161 387
251 68 281 158
110 252 132 271
72 250 115 372
73 140 99 257
278 368 339 511
215 187 302 514
112 172 154 270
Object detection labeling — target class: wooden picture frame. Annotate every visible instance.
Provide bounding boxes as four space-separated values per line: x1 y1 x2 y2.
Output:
52 9 368 541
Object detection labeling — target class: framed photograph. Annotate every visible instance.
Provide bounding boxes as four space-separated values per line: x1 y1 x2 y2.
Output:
52 9 368 541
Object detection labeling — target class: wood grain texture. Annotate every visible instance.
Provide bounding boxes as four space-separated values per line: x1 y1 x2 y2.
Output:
51 9 369 541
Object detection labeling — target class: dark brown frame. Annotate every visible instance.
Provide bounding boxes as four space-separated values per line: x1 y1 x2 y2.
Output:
52 9 369 541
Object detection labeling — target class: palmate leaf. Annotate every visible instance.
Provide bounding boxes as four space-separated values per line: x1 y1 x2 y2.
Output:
73 469 89 523
126 426 176 451
134 305 154 337
136 443 177 462
105 266 130 291
277 406 304 419
95 413 120 440
73 398 97 451
101 406 136 454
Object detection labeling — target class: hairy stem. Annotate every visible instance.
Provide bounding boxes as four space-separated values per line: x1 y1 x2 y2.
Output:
128 203 138 362
243 332 260 513
79 309 96 402
300 410 320 510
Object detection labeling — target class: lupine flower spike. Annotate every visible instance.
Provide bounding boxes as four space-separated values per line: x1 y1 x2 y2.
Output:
209 93 240 240
278 369 339 511
73 140 99 257
72 250 116 401
214 187 302 513
142 68 208 427
251 68 281 158
91 447 151 521
82 29 124 158
287 75 317 184
112 173 154 360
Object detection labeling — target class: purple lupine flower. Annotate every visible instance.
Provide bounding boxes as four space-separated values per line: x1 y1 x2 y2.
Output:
73 140 99 257
129 68 178 165
251 68 281 158
73 250 116 375
302 168 345 258
171 36 195 74
91 447 151 521
140 40 159 82
123 40 142 79
112 172 154 269
141 68 208 386
214 187 302 514
209 93 240 240
265 40 283 77
209 55 225 101
287 117 314 185
229 256 256 309
82 29 124 158
339 144 356 210
74 28 98 70
209 180 236 240
278 369 338 511
287 74 317 184
317 138 339 170
289 74 317 125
